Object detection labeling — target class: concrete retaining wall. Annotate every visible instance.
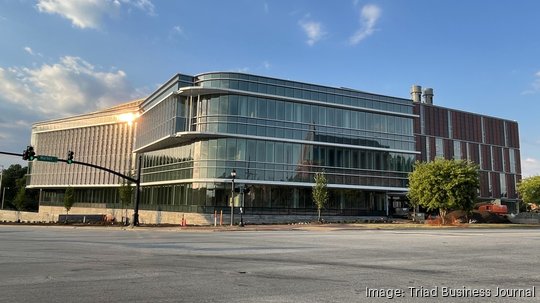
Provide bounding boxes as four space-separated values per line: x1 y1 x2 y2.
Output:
0 206 388 225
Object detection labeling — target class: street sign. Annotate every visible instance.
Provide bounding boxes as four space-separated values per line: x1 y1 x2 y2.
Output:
37 155 58 163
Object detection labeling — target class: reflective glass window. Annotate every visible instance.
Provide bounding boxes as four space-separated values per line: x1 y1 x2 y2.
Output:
239 80 248 91
266 142 274 162
267 99 276 119
275 142 284 163
229 95 238 115
302 104 310 123
294 103 302 122
239 96 248 116
227 138 236 160
285 102 293 121
247 140 256 162
248 97 256 117
276 101 285 120
257 98 266 118
327 108 335 126
256 141 266 162
318 107 326 125
208 140 217 159
311 105 319 124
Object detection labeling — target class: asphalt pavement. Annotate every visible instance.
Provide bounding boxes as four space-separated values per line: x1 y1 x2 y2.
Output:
0 225 538 302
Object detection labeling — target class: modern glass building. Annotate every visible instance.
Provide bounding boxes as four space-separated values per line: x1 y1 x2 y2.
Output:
26 72 521 223
134 72 417 216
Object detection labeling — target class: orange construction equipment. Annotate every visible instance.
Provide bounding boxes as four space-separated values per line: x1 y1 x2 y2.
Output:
477 203 508 215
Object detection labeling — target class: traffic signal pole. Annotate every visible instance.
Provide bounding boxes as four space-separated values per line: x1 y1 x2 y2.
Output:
132 155 142 226
1 149 143 226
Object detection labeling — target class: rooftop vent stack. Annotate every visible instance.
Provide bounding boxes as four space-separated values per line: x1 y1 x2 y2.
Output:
411 85 422 103
423 88 434 104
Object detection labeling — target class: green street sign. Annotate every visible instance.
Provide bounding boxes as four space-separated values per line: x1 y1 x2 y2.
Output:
37 155 58 163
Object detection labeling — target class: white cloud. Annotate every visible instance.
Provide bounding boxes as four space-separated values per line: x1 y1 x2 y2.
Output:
522 157 540 178
0 55 145 166
234 67 250 73
169 25 186 39
128 0 155 15
522 71 540 95
264 2 269 13
23 46 43 57
299 18 326 46
173 25 183 35
0 56 140 117
533 71 540 90
349 4 381 45
263 61 271 69
36 0 155 29
23 47 34 55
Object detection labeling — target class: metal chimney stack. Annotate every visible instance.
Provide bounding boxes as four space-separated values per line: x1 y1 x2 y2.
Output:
411 85 422 103
423 88 434 104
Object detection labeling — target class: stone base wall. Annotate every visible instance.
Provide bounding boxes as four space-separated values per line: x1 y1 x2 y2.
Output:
0 207 388 225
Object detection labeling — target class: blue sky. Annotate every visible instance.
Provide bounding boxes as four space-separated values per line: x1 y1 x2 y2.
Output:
0 0 539 177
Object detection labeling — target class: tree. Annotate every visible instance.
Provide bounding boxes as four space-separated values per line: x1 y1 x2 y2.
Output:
63 187 75 221
12 181 27 223
312 171 329 222
118 179 134 225
1 164 27 210
12 185 26 211
517 176 540 207
408 158 479 224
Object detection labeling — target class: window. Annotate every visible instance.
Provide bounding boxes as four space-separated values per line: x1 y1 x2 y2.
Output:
509 149 516 174
500 173 507 197
275 142 284 163
267 99 276 119
229 95 238 115
276 101 285 120
256 141 266 162
453 141 461 160
257 98 267 118
435 138 444 158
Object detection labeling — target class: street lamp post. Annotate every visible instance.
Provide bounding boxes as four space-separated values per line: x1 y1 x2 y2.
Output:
239 186 244 227
230 169 236 226
1 187 8 210
0 165 3 209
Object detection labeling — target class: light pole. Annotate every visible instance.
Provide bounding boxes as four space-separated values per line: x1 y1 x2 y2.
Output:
239 186 245 227
230 169 236 226
0 165 3 209
1 187 8 210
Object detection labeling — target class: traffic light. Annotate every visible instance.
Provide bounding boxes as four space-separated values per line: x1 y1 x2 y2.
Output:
22 146 35 161
27 146 35 161
67 150 74 164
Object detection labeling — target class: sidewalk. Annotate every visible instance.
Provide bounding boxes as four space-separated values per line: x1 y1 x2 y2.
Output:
127 221 540 232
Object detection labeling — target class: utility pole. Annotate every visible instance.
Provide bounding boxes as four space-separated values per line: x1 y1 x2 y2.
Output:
0 165 3 209
1 187 8 210
132 154 142 227
230 169 236 226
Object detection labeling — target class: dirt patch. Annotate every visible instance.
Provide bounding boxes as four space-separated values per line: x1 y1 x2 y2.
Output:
446 210 510 224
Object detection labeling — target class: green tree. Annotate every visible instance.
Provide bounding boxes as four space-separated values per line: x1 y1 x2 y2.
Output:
118 179 133 225
1 164 27 209
12 179 27 223
517 175 540 207
408 158 479 224
312 171 329 222
63 187 75 220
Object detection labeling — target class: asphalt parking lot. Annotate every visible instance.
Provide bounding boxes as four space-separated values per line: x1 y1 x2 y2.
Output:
0 225 538 302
